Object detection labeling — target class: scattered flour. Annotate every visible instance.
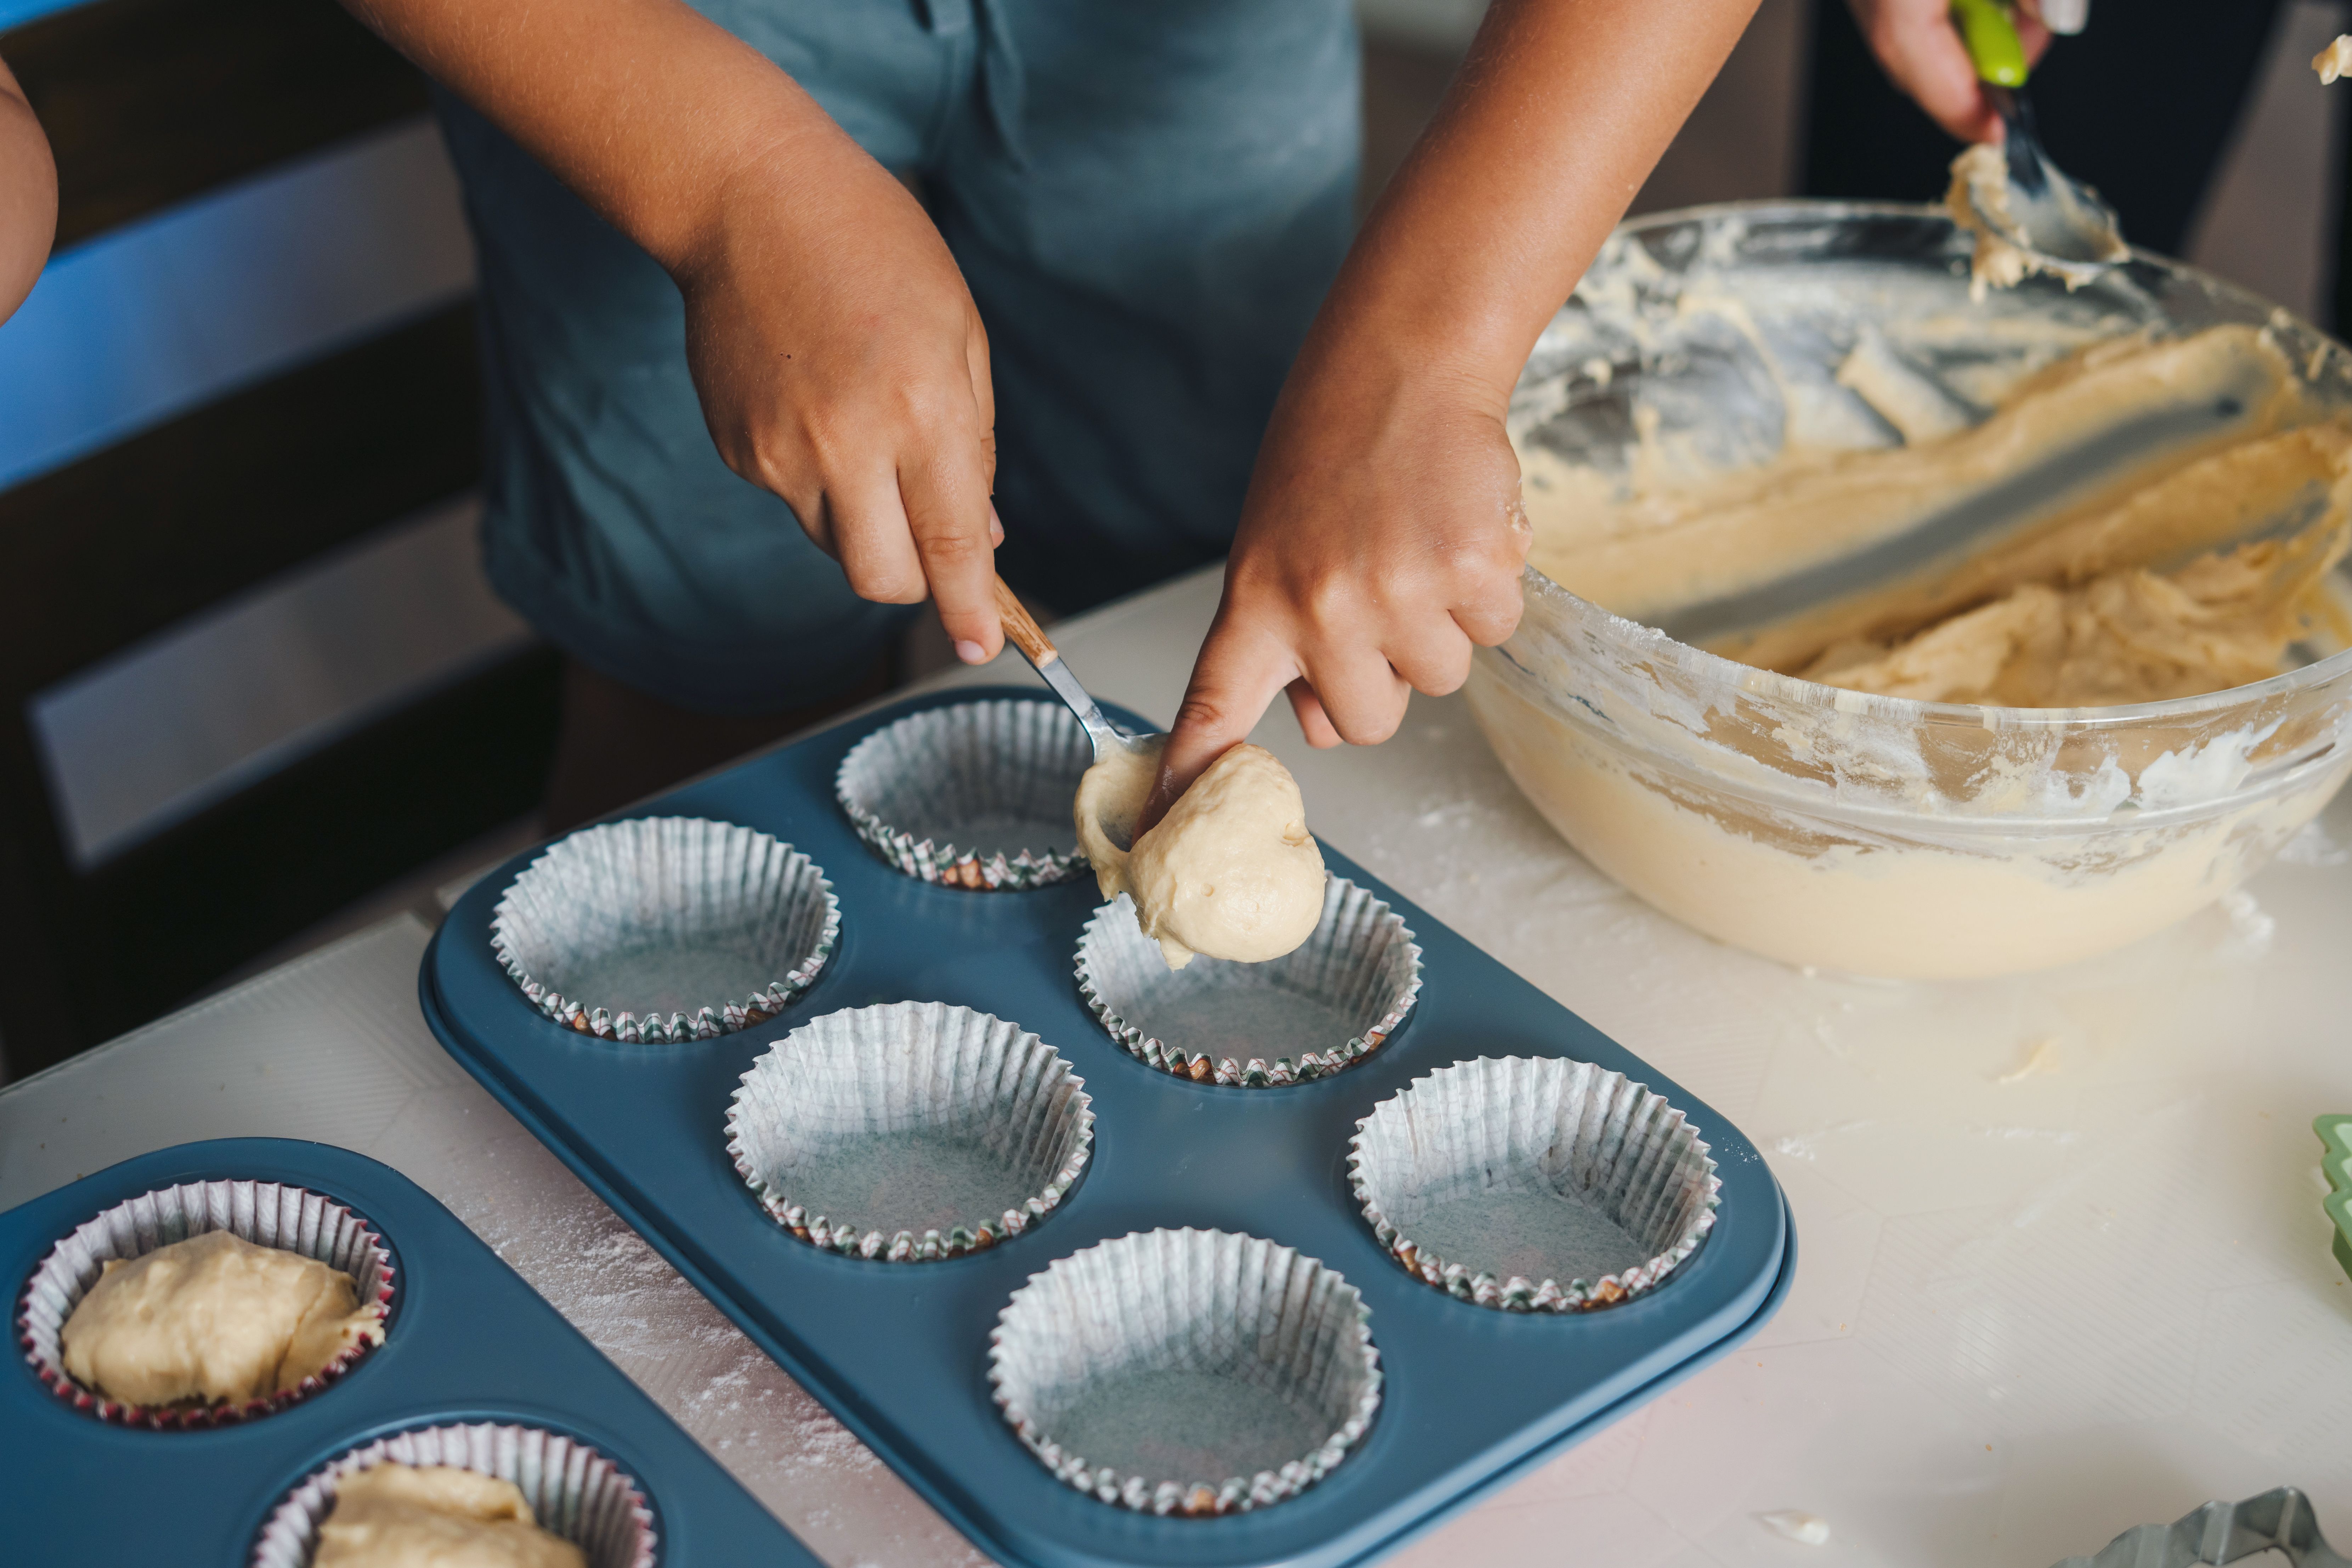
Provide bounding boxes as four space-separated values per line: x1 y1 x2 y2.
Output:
1994 1038 2062 1086
1758 1510 1832 1544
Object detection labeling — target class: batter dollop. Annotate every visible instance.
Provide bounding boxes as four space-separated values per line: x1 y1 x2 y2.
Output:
1074 740 1326 969
60 1229 384 1407
315 1464 586 1568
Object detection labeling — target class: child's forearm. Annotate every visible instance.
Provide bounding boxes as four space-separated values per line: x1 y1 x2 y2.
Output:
0 53 56 324
341 0 869 283
342 0 1011 661
1143 0 1760 813
1315 0 1759 400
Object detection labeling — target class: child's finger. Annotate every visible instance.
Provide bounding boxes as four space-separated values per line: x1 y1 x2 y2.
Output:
1286 679 1341 748
1140 615 1299 835
1384 619 1477 699
827 474 931 606
967 320 999 493
1449 571 1524 649
900 438 1002 663
1866 0 2001 143
1297 645 1413 747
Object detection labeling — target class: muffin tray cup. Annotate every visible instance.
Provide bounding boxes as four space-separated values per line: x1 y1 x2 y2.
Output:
0 1138 822 1567
418 686 1796 1568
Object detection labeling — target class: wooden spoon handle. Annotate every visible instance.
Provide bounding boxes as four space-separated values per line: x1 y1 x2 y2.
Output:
994 574 1058 666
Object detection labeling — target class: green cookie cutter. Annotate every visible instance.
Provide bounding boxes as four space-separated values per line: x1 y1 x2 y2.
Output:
2316 1115 2352 1284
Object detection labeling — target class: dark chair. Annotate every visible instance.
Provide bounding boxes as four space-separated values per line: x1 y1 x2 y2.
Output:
0 0 559 1077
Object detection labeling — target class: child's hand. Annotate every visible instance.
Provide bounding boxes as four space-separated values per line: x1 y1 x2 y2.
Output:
674 154 1004 663
1844 0 2053 143
342 0 1005 662
1137 0 1765 829
1142 339 1530 828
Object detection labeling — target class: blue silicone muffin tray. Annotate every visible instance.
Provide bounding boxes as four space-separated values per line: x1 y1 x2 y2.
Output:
0 1137 822 1566
419 685 1795 1568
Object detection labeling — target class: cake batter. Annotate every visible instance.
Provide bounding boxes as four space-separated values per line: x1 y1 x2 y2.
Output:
1074 741 1326 969
2317 34 2352 83
1521 323 2352 707
60 1229 384 1407
314 1464 586 1568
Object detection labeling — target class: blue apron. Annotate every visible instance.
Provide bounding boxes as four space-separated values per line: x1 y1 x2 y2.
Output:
436 0 1359 713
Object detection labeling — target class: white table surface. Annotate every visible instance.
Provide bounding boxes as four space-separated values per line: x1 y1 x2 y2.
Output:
7 562 2350 1568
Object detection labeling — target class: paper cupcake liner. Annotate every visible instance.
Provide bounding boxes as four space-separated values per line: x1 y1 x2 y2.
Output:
727 1001 1094 1261
249 1420 656 1568
835 699 1093 890
491 816 840 1042
1075 877 1421 1087
1348 1057 1720 1313
17 1178 396 1428
988 1228 1381 1516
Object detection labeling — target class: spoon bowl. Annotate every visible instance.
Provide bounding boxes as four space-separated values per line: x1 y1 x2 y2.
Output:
1975 86 2127 279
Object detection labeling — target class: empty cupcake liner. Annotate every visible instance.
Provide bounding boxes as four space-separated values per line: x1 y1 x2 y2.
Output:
17 1178 395 1428
1348 1056 1720 1313
1075 877 1421 1087
249 1419 657 1568
491 816 839 1042
988 1228 1381 1516
835 699 1093 890
727 1001 1094 1261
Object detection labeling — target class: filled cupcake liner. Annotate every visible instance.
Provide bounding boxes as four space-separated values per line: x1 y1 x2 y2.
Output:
17 1178 396 1428
1348 1057 1720 1313
835 699 1094 890
1075 877 1422 1087
727 1001 1094 1261
988 1228 1381 1516
249 1420 656 1568
491 816 839 1042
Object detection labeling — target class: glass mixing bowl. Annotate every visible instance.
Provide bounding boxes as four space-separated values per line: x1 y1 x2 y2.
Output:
1469 201 2352 979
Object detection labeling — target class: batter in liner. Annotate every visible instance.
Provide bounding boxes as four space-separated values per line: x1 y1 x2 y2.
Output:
314 1464 586 1568
60 1229 384 1407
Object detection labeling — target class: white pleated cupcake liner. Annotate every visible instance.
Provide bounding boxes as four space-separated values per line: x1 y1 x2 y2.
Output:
835 700 1094 890
17 1178 395 1428
249 1420 656 1568
1074 877 1422 1087
491 817 840 1042
726 1002 1094 1261
1348 1057 1720 1313
988 1228 1381 1516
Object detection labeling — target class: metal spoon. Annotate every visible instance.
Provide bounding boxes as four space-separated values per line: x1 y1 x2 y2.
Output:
1949 0 2127 285
991 575 1162 771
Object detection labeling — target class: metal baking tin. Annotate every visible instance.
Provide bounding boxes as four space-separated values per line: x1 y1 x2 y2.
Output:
2051 1484 2347 1568
418 685 1796 1568
0 1138 822 1566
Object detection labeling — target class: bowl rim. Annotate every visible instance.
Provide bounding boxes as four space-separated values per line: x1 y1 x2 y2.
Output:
1516 196 2352 735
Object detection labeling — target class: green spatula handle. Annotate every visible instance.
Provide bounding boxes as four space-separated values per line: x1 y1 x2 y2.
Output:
1950 0 2028 86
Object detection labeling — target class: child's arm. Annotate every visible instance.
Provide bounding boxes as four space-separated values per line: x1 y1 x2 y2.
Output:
342 0 1007 662
0 51 56 325
1145 0 1763 820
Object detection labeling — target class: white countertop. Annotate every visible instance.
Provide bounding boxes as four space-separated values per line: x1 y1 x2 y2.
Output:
7 562 2350 1568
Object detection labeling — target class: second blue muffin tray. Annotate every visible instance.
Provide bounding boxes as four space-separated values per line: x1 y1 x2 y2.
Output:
419 685 1794 1568
0 1138 822 1565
